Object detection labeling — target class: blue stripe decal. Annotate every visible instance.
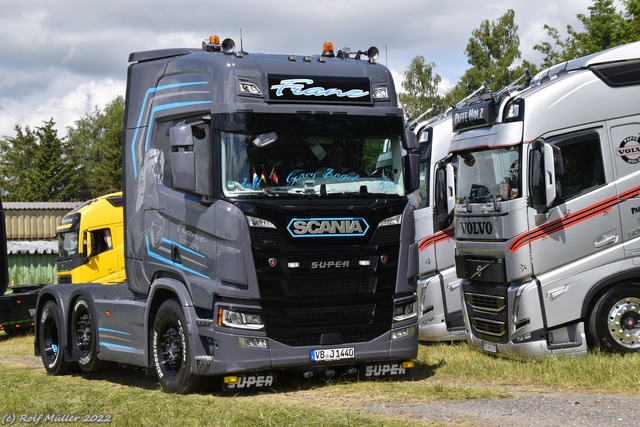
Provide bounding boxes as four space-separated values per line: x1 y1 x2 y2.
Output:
98 328 132 336
145 236 210 279
143 101 213 152
130 82 209 179
161 237 206 258
99 342 136 351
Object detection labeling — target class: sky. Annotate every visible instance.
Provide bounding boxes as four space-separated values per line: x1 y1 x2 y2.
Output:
0 0 596 139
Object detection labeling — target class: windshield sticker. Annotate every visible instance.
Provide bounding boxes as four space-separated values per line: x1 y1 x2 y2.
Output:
271 79 369 99
286 169 360 185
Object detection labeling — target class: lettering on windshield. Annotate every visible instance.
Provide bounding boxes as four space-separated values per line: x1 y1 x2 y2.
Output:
286 169 359 185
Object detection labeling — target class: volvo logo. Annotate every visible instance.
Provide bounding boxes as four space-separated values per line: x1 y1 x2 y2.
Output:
470 264 489 280
459 221 493 235
287 217 369 238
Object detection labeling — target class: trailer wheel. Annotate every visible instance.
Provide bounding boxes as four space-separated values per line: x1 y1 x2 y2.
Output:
588 284 640 354
71 298 115 373
38 300 76 375
151 299 202 394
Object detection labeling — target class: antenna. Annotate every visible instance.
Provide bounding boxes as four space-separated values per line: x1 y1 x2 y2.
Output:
240 28 244 53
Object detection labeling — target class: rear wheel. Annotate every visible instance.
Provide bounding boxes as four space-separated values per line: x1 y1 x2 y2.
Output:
588 284 640 354
71 298 115 372
39 300 76 375
151 299 202 394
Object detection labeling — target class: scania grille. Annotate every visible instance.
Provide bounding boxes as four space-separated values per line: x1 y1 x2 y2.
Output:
283 278 377 297
371 224 401 245
251 230 399 347
463 281 509 343
286 304 375 323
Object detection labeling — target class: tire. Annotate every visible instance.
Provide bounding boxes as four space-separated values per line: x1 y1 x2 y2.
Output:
38 300 76 375
151 299 202 394
71 298 115 373
588 284 640 354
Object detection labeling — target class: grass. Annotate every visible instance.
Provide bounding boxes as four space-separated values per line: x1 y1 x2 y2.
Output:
2 332 640 426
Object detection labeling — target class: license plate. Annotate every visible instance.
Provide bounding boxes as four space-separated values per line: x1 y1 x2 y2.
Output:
310 347 355 362
482 341 498 353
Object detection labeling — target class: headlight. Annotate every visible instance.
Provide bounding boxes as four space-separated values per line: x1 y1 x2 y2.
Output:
247 216 276 228
218 307 264 330
379 214 402 227
393 301 417 322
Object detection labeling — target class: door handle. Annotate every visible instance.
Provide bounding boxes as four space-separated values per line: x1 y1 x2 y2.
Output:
446 281 461 291
594 234 618 248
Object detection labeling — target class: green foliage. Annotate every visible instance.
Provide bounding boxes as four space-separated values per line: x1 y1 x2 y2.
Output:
0 120 74 202
0 98 124 202
443 9 525 106
0 125 38 201
66 96 124 200
398 56 444 121
534 0 640 67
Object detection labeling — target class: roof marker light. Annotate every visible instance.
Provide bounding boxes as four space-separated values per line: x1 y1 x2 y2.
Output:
202 35 235 54
322 42 335 57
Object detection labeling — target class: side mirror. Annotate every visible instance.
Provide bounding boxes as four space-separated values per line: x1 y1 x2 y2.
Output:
404 153 420 193
530 140 563 212
169 124 197 193
403 128 418 150
446 162 456 214
83 230 93 261
543 143 564 208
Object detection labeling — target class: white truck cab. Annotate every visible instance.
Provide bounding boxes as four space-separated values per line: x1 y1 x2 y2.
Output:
450 41 640 358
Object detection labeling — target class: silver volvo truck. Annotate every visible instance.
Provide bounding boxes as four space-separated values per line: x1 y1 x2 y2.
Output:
450 41 640 359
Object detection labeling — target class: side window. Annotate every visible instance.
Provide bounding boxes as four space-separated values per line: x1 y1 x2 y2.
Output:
408 161 429 209
550 130 605 201
90 229 113 256
155 121 173 188
158 117 211 195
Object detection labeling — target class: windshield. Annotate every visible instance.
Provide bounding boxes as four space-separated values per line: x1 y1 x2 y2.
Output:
456 146 520 203
222 132 406 198
58 230 79 260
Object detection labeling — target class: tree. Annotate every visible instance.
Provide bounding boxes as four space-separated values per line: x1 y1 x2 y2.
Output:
66 96 124 199
29 119 74 201
0 125 38 201
0 120 73 202
443 9 533 107
534 0 640 67
399 56 444 121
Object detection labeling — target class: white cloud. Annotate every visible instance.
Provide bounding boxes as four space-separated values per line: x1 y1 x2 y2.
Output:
0 0 594 138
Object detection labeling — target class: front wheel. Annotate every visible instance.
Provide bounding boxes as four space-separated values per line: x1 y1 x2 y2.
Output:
151 299 202 394
38 300 76 375
588 284 640 354
71 297 115 373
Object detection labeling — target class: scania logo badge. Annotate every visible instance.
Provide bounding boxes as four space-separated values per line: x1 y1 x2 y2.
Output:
286 217 369 238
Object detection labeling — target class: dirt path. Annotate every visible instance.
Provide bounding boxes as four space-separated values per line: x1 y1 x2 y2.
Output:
365 389 639 426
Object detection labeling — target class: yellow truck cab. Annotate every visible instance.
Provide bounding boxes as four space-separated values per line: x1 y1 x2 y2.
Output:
56 192 124 284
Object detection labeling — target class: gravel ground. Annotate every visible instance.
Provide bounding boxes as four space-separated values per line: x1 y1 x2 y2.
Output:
366 389 640 426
